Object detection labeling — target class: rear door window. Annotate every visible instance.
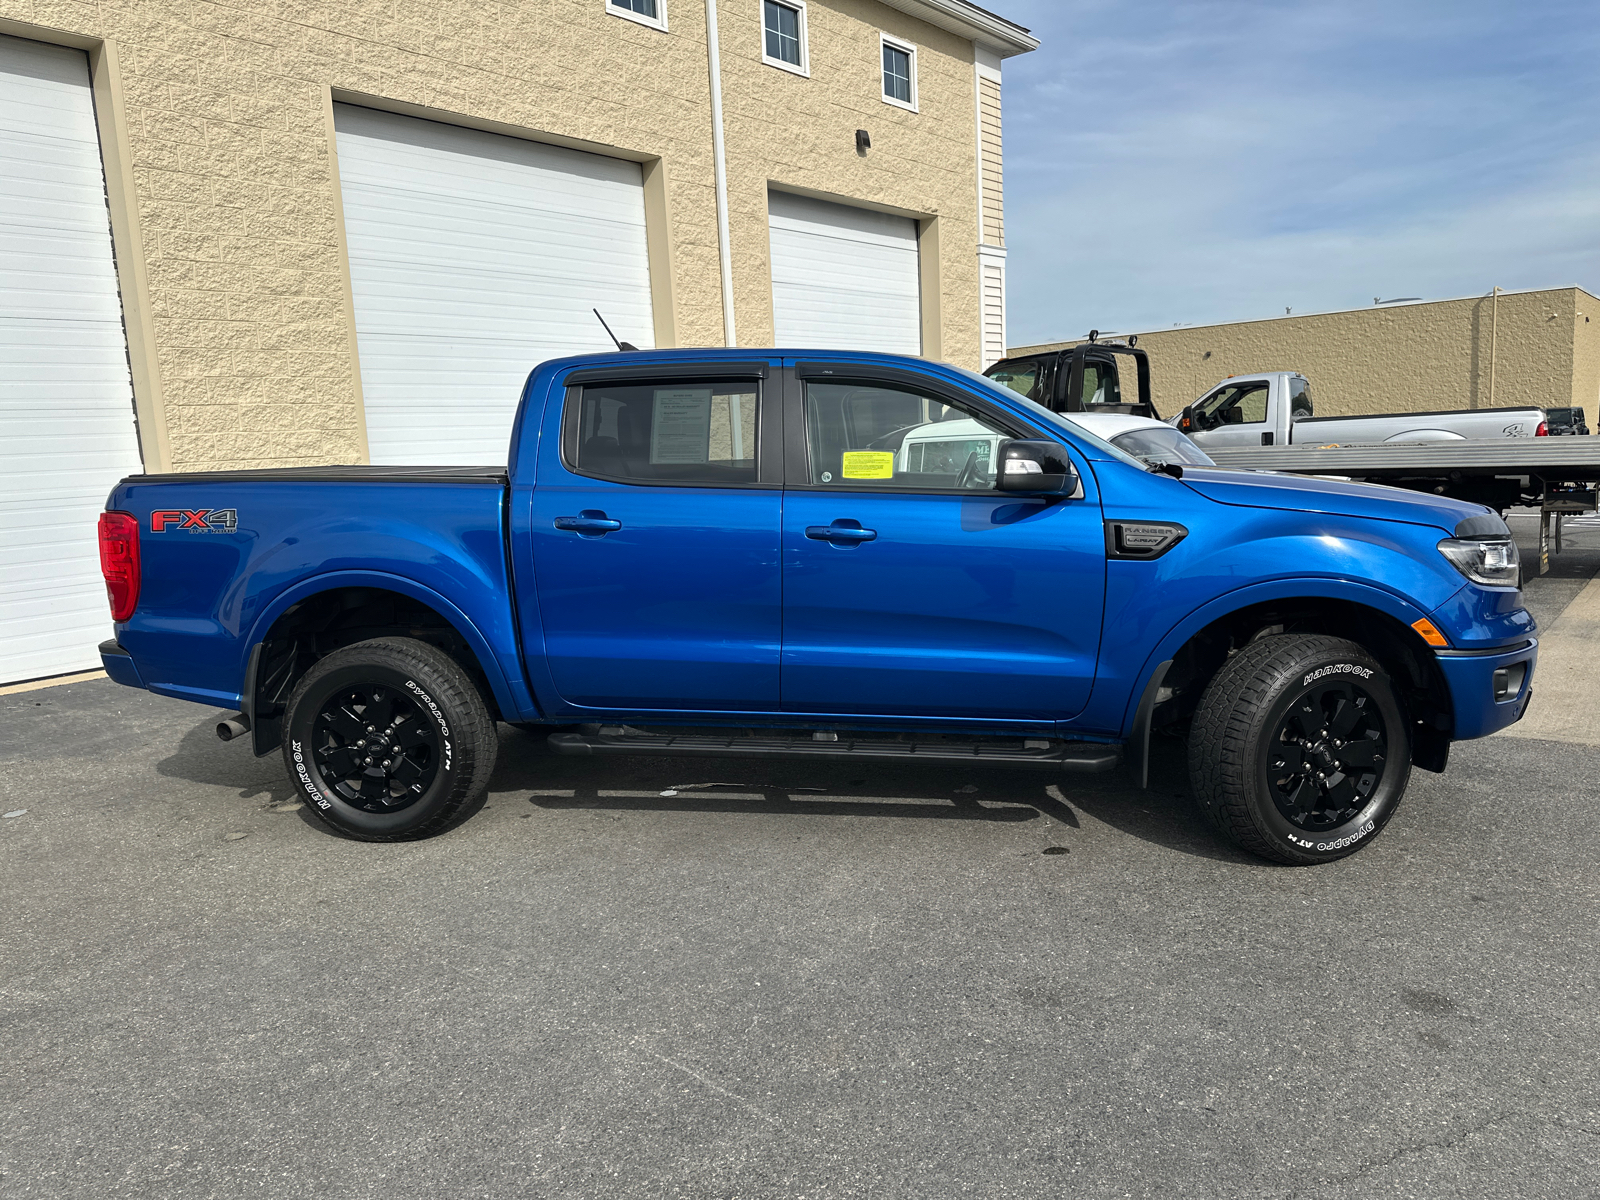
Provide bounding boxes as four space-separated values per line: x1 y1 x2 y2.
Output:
569 380 760 484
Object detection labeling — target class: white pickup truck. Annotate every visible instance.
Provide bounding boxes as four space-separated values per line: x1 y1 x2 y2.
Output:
1174 372 1548 448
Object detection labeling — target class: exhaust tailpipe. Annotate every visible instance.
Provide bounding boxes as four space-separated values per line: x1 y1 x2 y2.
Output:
216 714 251 742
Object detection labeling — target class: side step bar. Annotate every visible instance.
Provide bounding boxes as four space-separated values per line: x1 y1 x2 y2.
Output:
547 727 1121 772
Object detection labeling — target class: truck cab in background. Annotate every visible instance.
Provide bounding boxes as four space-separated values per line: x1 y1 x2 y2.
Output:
985 336 1159 420
1176 371 1550 448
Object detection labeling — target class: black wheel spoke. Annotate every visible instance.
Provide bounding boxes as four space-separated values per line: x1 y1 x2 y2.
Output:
391 756 427 793
1290 704 1321 740
361 688 396 730
1272 743 1307 774
392 720 433 750
1279 777 1312 821
321 746 361 778
357 770 390 801
1341 736 1380 768
321 704 366 741
1328 695 1362 739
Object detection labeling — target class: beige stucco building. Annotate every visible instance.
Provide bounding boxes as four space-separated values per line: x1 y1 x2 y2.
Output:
0 0 1034 684
0 0 1033 474
1010 286 1600 420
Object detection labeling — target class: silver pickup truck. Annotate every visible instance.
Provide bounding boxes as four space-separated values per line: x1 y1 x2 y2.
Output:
1175 371 1548 448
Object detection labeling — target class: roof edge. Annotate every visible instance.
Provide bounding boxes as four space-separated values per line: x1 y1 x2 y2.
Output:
1007 284 1600 357
875 0 1039 57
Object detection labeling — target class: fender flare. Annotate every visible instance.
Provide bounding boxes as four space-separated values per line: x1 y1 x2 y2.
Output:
1118 576 1437 744
244 568 526 725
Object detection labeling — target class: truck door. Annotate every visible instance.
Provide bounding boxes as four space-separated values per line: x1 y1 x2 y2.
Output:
525 365 782 712
1188 379 1272 446
779 365 1106 722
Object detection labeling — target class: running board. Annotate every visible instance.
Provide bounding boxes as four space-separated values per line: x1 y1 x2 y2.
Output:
547 727 1121 772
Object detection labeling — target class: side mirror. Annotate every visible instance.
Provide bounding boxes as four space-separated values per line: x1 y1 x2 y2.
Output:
1177 406 1195 433
997 439 1077 495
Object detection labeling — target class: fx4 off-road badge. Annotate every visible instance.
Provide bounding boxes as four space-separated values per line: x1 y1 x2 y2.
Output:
150 508 237 533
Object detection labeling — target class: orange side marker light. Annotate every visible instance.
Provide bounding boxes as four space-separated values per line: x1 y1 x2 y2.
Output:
1411 617 1449 648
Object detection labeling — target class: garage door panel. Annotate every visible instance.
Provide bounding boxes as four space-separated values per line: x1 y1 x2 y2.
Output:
767 190 921 355
335 104 654 465
0 35 142 683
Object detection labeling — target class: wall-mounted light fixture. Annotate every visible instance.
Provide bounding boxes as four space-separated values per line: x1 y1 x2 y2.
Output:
855 129 870 154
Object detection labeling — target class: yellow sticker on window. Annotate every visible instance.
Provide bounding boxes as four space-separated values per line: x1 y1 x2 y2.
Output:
840 451 895 479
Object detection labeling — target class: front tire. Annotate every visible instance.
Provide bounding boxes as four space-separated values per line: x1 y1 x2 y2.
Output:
282 637 498 841
1188 634 1411 865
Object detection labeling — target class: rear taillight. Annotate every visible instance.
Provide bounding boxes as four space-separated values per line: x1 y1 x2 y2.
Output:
1535 421 1549 436
98 511 141 622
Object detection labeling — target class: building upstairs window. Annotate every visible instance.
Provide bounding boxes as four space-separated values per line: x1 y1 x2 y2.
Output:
880 35 917 110
762 1 808 76
608 0 666 32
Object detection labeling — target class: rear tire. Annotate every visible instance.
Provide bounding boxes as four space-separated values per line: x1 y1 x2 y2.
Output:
281 637 498 841
1188 635 1410 865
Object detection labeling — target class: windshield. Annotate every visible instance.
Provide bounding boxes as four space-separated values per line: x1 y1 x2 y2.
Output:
1111 426 1216 467
950 365 1151 469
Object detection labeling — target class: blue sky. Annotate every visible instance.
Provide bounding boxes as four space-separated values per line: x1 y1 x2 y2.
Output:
997 0 1600 346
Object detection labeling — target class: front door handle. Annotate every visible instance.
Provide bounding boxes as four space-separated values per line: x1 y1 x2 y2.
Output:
554 510 622 537
805 519 877 545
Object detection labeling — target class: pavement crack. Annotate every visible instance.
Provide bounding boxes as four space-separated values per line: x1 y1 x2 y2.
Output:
640 1047 784 1127
1292 1110 1526 1194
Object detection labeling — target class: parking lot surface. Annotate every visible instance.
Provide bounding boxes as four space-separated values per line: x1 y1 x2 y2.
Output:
3 516 1598 1199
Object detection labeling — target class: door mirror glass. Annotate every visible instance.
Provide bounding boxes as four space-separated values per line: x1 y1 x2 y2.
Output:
996 439 1077 494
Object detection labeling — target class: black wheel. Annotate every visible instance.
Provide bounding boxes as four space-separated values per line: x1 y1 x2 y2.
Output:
1188 634 1411 865
282 637 498 841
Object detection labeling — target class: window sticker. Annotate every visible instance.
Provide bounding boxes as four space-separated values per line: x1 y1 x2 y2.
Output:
840 450 895 479
650 388 713 464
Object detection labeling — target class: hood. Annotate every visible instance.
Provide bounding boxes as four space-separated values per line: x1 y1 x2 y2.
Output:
1178 467 1491 534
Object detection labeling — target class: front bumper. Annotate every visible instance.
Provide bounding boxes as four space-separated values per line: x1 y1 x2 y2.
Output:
1435 638 1537 740
99 639 147 690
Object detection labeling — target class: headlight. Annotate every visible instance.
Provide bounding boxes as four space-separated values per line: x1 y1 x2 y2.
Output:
1437 537 1520 587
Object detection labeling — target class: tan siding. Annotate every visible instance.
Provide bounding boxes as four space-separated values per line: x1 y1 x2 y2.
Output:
980 256 1005 366
978 76 1003 245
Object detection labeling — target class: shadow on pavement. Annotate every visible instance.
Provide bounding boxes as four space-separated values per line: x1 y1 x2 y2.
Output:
151 710 1254 862
489 725 1254 864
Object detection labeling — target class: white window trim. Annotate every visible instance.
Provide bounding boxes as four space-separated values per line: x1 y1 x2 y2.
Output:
607 0 668 33
760 0 810 78
879 32 918 112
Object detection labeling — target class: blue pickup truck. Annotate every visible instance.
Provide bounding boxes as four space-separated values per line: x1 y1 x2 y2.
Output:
96 350 1537 864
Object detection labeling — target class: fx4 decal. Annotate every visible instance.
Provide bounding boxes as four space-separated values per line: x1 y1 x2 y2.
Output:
151 508 237 533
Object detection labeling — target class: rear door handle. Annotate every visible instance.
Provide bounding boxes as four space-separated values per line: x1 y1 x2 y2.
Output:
805 519 877 545
553 510 622 537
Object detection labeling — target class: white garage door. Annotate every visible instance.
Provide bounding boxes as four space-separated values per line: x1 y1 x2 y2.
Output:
768 190 921 355
0 35 142 685
333 105 655 465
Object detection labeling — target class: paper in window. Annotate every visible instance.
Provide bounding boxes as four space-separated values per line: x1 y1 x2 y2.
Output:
650 389 713 464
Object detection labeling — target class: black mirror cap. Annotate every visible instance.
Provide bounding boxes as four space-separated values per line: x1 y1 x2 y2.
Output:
997 439 1077 494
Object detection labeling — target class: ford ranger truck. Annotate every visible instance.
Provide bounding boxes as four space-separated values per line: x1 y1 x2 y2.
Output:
95 350 1537 865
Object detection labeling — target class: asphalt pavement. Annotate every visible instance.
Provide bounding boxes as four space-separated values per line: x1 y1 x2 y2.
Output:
3 520 1599 1199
